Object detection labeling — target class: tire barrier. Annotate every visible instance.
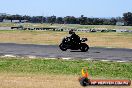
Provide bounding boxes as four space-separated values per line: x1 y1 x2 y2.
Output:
10 27 132 33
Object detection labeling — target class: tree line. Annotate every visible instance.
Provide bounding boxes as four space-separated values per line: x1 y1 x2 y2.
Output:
0 12 132 26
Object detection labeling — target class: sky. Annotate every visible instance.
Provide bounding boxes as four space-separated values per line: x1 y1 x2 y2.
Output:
0 0 132 17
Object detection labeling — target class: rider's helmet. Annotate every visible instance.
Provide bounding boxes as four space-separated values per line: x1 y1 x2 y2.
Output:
69 29 75 34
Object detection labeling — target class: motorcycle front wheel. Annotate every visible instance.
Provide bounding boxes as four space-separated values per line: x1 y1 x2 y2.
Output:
59 43 67 51
80 43 89 52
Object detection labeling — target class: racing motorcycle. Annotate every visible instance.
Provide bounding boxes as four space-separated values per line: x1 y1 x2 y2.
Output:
59 36 89 52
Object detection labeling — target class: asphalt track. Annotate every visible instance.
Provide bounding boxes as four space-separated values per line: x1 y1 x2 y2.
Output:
0 43 132 61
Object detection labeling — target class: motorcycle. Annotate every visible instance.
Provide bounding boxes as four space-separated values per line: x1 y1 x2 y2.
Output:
59 36 89 52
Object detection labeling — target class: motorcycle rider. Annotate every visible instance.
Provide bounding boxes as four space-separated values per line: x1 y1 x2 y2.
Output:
69 29 80 46
59 29 89 52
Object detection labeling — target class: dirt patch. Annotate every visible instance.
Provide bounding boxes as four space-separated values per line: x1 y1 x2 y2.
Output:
0 73 131 88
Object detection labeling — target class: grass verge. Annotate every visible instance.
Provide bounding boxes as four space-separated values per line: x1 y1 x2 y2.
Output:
0 57 132 79
0 30 132 49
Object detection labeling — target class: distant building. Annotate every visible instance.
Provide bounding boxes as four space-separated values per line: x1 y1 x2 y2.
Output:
21 20 28 23
3 19 11 23
2 19 28 23
12 20 20 23
116 22 125 26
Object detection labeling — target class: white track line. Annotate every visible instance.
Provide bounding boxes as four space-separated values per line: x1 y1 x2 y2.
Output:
0 54 130 62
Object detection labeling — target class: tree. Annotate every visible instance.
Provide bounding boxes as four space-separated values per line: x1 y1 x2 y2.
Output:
23 15 31 22
79 15 87 25
6 16 13 22
56 17 64 24
31 16 40 23
69 16 77 24
0 15 4 22
123 12 132 26
87 18 93 25
110 18 117 25
64 16 71 24
116 17 124 22
50 15 56 24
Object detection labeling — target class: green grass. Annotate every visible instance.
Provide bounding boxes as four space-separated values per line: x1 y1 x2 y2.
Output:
0 57 132 79
0 23 16 27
